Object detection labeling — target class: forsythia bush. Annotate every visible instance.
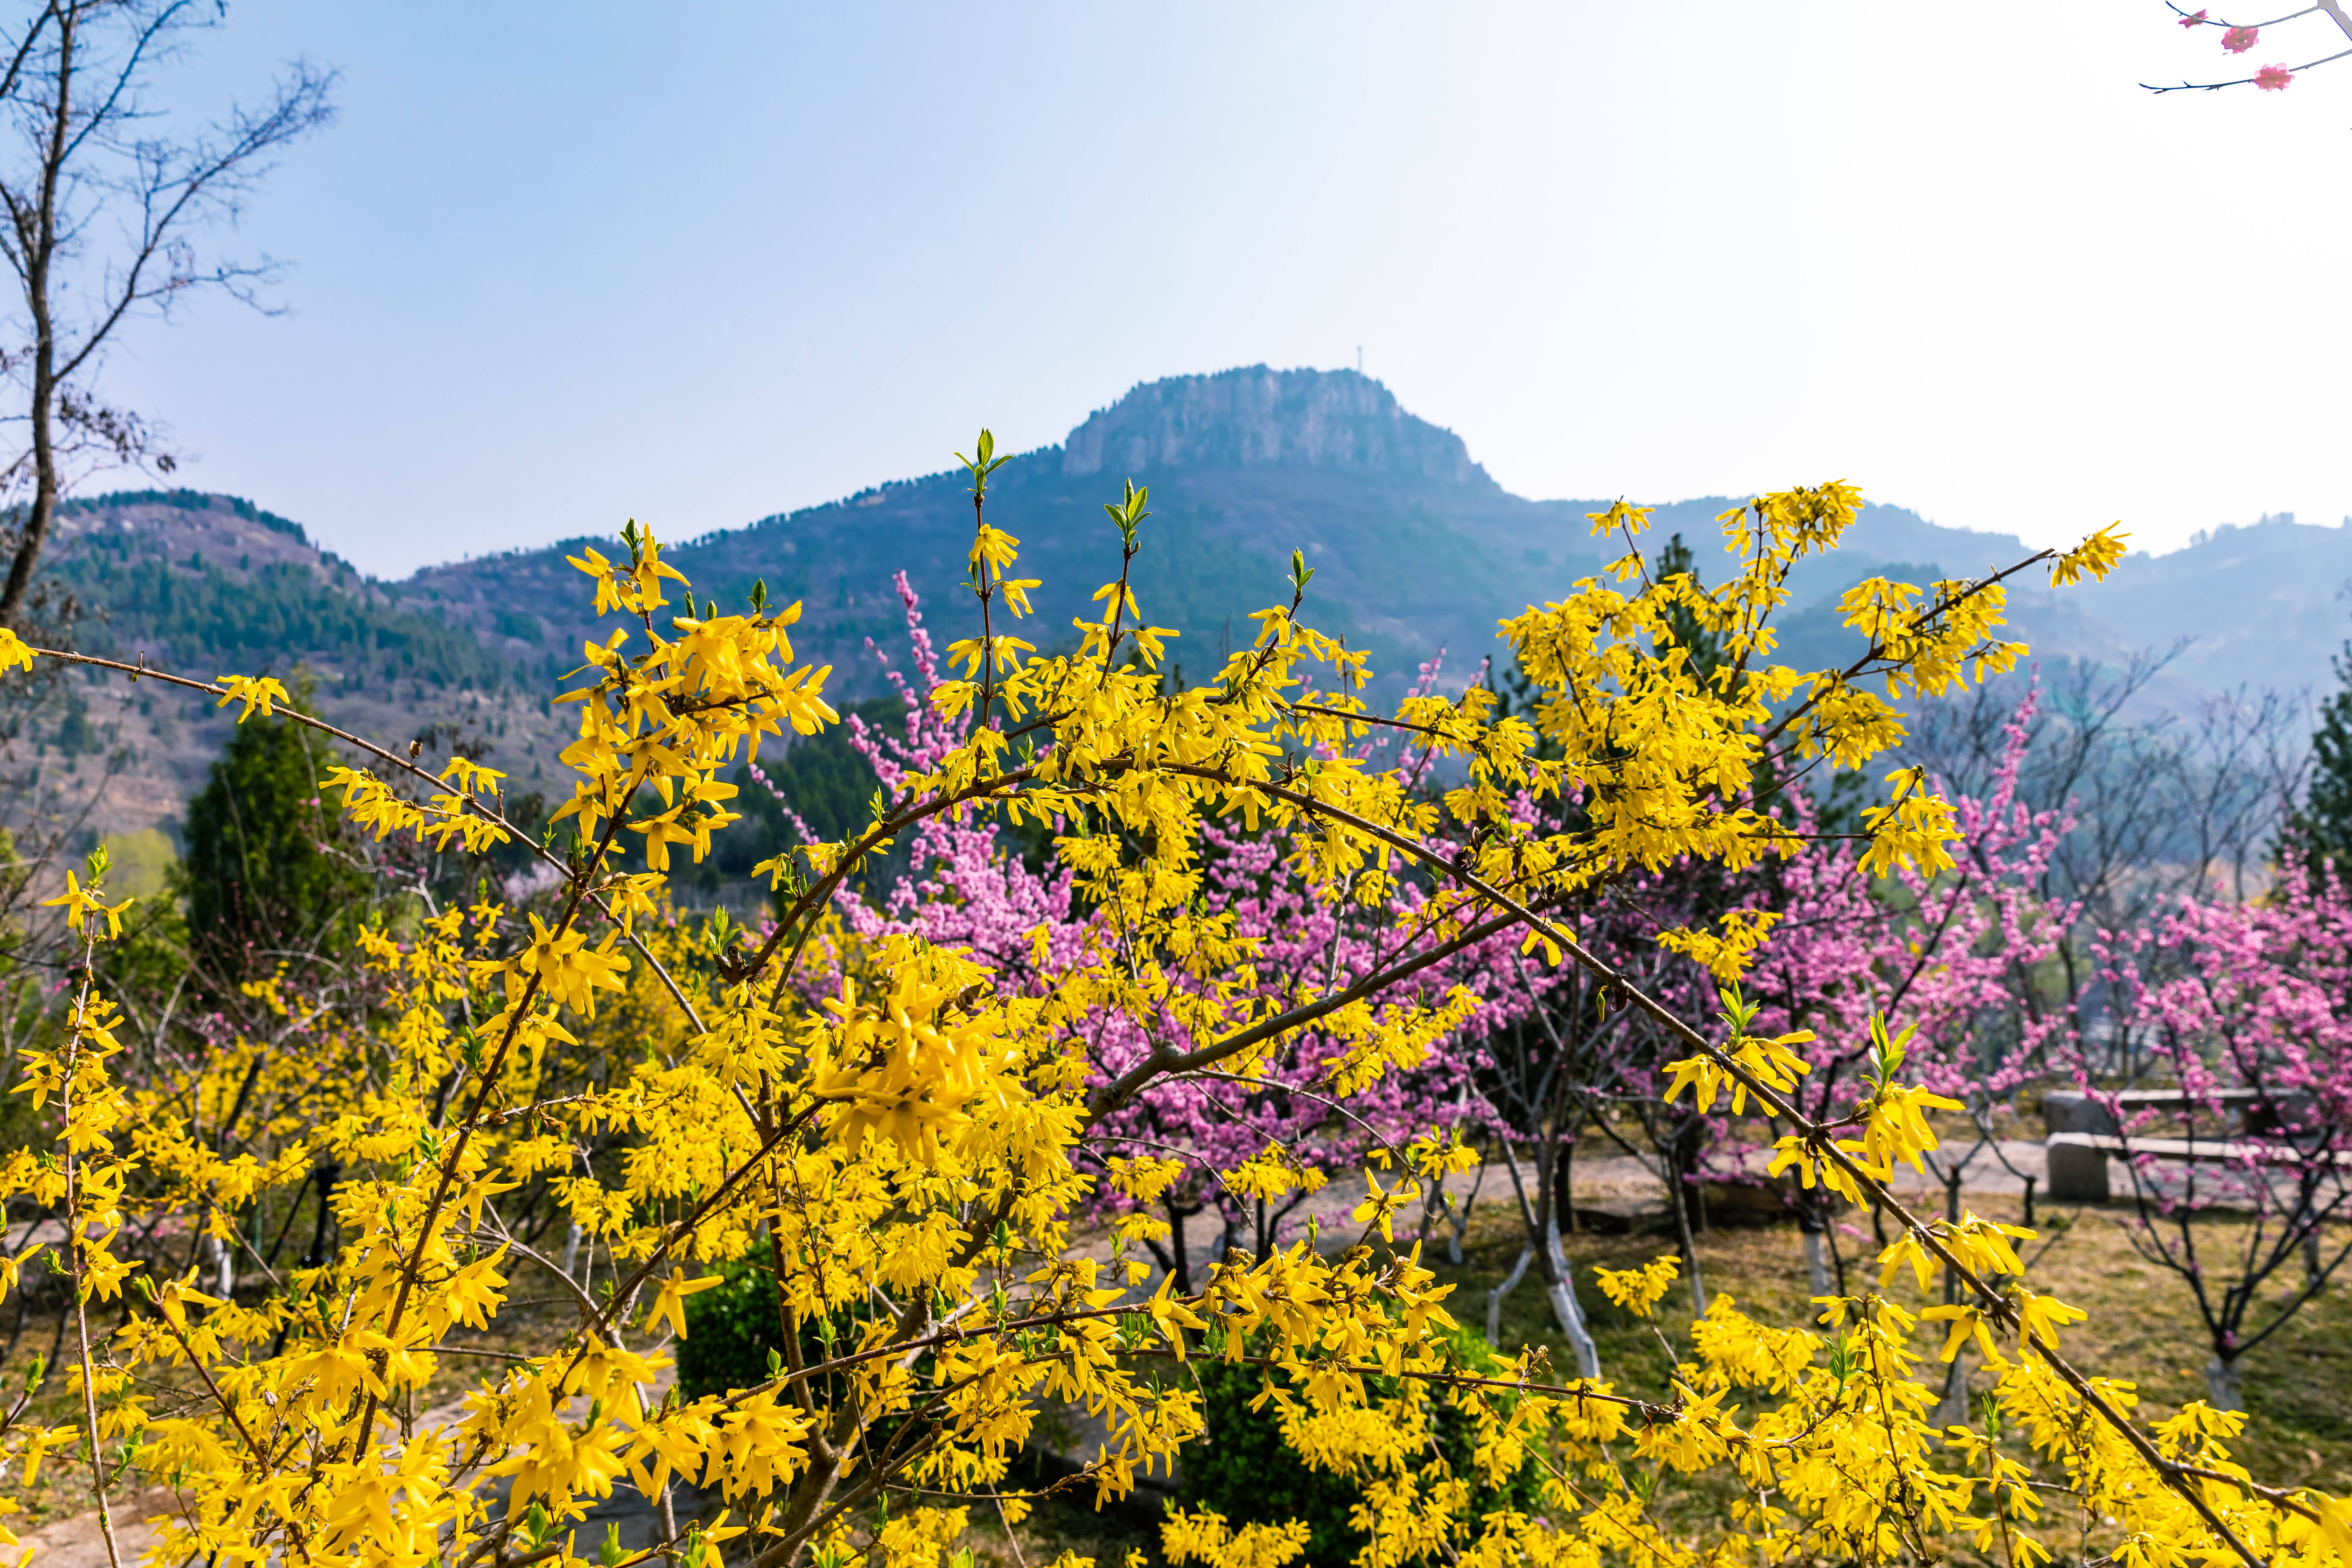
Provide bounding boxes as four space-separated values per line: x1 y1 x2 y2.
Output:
0 450 2342 1568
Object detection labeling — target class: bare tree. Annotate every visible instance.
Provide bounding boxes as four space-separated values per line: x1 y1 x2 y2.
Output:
1906 655 2312 1078
0 0 334 627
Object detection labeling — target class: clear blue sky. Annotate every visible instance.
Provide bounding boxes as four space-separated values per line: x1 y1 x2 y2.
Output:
91 2 2352 577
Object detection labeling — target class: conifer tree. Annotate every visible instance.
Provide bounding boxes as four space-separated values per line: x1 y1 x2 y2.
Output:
2290 646 2352 873
180 676 364 976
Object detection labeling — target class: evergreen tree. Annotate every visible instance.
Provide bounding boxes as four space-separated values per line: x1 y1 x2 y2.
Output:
2292 649 2352 874
180 677 367 978
1653 531 1724 684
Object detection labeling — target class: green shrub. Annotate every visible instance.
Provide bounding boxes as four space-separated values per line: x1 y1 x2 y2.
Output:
678 1259 794 1401
683 1266 1534 1564
1184 1320 1539 1567
678 1259 864 1404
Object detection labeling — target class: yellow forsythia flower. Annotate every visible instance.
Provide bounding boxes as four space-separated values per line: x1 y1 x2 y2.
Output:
1594 1253 1681 1317
215 672 290 722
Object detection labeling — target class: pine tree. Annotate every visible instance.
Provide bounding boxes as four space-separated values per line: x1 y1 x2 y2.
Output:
180 676 367 978
2291 648 2352 875
1654 531 1723 684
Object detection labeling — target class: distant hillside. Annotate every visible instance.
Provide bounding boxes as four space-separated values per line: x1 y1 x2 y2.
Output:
20 367 2352 852
2094 516 2351 692
397 367 2122 702
53 489 544 690
24 490 568 847
399 367 1589 699
406 366 2334 708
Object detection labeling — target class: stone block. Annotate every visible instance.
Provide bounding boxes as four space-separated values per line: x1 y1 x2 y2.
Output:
2042 1091 2120 1136
2044 1134 2110 1203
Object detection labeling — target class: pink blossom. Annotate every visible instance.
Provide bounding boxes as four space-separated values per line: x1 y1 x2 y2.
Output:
2221 24 2259 51
2079 852 2352 1377
2255 62 2293 88
2178 7 2209 25
759 575 1506 1280
1742 680 2083 1125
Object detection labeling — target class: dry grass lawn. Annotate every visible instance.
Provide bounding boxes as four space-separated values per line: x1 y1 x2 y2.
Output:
4 1188 2343 1563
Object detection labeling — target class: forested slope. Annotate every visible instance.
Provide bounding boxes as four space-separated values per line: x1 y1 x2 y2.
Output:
16 368 2345 858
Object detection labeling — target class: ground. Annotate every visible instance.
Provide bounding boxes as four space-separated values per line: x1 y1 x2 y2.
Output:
8 1150 2348 1564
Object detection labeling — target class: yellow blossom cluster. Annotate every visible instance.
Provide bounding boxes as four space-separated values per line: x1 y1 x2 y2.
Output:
1 466 2336 1568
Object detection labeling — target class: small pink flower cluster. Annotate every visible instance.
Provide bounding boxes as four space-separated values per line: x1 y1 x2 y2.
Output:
752 576 1510 1261
2173 9 2295 90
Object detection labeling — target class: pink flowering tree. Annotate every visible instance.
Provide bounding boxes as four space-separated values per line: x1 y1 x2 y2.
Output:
1466 894 1716 1370
1695 684 2091 1422
2085 856 2352 1409
2148 2 2352 94
1454 732 2045 1360
1724 673 2352 1418
1745 682 2081 1267
756 575 1502 1302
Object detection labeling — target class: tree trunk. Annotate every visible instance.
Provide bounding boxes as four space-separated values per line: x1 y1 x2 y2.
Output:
1554 1129 1576 1236
1165 1196 1195 1296
1541 1218 1602 1381
0 24 63 631
1488 1245 1533 1346
1435 1157 1484 1266
1666 1147 1708 1315
1674 1119 1710 1235
1933 1350 1972 1429
2204 1352 2244 1412
1801 1224 1830 1298
208 1230 235 1298
0 351 58 625
1502 1142 1602 1379
301 1160 340 1270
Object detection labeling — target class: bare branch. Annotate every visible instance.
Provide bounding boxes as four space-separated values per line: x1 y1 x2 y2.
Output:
0 2 335 624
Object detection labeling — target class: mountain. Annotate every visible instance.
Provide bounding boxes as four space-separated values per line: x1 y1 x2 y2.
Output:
394 366 2148 702
20 366 2352 854
20 489 569 847
401 367 1591 699
2091 516 2351 693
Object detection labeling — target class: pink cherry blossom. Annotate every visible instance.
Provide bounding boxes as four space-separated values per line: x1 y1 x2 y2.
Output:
2255 63 2294 88
2221 23 2259 51
755 574 1509 1288
2178 7 2210 25
1745 681 2080 1114
2080 851 2352 1404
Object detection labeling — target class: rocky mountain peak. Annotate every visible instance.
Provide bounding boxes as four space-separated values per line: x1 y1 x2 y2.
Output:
1059 365 1491 486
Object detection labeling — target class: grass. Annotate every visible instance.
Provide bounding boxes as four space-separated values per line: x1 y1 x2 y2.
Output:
5 1191 2344 1562
949 1186 2352 1565
1430 1189 2352 1499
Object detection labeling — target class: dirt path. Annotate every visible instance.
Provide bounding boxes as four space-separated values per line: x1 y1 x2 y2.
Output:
1078 1139 2062 1293
16 1484 179 1568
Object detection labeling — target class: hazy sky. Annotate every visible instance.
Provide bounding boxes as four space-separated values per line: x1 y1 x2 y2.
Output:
81 2 2352 578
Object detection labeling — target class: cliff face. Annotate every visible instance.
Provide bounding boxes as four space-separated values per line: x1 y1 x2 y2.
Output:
1060 365 1492 487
